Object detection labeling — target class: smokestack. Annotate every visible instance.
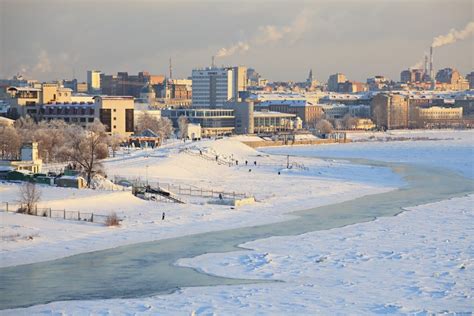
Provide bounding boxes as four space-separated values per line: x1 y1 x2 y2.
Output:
211 56 215 68
424 54 428 78
430 46 434 81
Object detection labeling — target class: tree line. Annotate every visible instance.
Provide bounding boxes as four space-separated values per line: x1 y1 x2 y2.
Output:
0 114 176 187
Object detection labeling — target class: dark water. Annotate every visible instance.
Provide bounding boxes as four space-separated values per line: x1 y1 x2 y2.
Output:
1 158 472 310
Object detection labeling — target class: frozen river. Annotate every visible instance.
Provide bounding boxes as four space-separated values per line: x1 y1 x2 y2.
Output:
1 151 473 310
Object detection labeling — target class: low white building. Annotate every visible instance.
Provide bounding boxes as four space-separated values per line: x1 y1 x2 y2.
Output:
186 123 201 140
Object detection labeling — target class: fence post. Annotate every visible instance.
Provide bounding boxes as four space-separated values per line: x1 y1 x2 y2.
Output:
49 208 51 218
91 213 94 222
63 209 66 219
35 205 38 216
78 211 80 220
5 202 8 212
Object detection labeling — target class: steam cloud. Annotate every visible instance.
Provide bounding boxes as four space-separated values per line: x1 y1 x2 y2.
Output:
216 9 312 58
216 41 250 58
409 21 473 71
432 21 474 48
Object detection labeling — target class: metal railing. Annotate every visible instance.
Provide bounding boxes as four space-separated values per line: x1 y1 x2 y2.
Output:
1 202 115 224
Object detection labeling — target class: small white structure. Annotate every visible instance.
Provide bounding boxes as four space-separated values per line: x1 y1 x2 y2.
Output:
186 123 201 140
0 142 42 173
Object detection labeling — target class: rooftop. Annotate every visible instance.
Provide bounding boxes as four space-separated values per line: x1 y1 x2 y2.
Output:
253 111 296 118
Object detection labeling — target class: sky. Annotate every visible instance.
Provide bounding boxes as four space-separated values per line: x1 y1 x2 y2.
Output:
1 0 472 83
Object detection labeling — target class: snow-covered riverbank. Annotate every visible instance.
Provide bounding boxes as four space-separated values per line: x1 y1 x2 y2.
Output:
0 138 398 268
1 129 473 314
10 194 472 315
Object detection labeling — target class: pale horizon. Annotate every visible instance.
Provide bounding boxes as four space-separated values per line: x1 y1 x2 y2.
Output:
1 0 472 83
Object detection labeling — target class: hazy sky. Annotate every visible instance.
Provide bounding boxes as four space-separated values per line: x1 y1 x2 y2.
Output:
1 0 472 83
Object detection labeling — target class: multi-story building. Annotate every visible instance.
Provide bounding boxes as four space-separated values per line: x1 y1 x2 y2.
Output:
253 111 297 134
321 104 349 119
191 66 246 108
225 100 254 134
6 86 41 117
466 72 474 89
100 71 165 97
41 83 72 104
7 83 73 117
96 96 134 136
255 99 322 126
327 73 346 92
226 100 298 134
233 66 247 96
400 69 424 83
415 106 463 121
337 81 368 93
371 93 409 129
348 104 371 118
38 96 134 137
320 93 373 105
87 70 101 94
436 68 461 84
162 108 235 136
435 68 469 91
367 76 391 91
63 79 88 93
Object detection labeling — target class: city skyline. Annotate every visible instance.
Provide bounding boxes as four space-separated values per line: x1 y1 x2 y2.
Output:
1 0 472 83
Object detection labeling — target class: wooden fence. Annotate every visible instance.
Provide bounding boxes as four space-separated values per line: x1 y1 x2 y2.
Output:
1 202 112 224
113 176 249 200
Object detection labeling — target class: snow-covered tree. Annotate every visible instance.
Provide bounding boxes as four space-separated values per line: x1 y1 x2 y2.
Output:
178 115 189 139
135 113 173 140
0 126 21 160
315 119 334 134
60 120 109 187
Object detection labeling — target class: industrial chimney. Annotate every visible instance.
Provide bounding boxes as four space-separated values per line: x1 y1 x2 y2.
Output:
430 46 434 81
424 54 428 78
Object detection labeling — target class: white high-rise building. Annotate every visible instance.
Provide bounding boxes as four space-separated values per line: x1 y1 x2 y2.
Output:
192 67 234 108
87 70 101 93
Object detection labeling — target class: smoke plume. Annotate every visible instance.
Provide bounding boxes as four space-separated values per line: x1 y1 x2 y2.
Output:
215 9 312 58
432 21 474 48
216 41 250 58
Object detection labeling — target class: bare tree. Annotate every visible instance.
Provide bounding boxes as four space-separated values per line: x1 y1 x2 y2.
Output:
135 112 158 134
14 116 37 143
158 117 173 140
0 126 21 160
18 182 41 214
178 115 188 139
108 134 124 157
13 118 69 163
60 121 109 187
135 113 173 140
315 119 334 134
342 114 357 130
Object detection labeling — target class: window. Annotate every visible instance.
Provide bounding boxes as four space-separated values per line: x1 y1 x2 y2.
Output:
100 109 112 132
125 109 134 132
